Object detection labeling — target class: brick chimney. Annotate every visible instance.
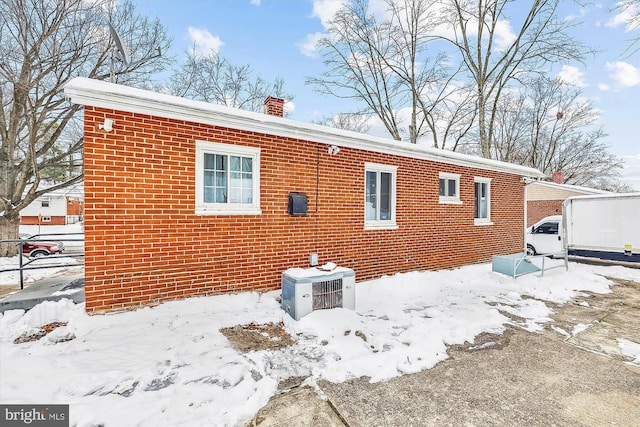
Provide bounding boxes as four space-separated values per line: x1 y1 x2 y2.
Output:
552 172 564 184
264 96 285 117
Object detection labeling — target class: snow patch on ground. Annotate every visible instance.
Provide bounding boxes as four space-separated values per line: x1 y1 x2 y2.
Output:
618 338 640 365
0 256 82 287
0 262 633 426
572 323 590 336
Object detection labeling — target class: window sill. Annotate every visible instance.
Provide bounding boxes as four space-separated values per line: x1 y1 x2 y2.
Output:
439 198 462 205
474 219 494 226
196 207 262 216
365 221 398 231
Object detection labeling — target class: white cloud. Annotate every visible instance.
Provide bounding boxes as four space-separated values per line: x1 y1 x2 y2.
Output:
312 0 347 29
300 0 348 58
284 100 295 114
556 65 587 87
250 0 261 5
428 14 516 51
365 114 392 139
606 61 640 87
564 6 589 22
606 4 640 31
598 83 610 91
297 32 325 57
367 0 389 19
187 27 224 55
494 19 517 50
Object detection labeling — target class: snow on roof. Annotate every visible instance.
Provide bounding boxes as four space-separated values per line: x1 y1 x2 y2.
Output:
528 180 610 195
21 182 84 199
565 192 640 201
64 77 544 178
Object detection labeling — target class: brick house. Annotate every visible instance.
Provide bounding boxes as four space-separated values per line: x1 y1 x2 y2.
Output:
526 174 609 226
20 183 84 225
65 78 544 313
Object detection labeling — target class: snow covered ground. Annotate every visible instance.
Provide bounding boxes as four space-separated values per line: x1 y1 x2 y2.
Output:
0 223 84 287
1 262 639 426
0 256 82 287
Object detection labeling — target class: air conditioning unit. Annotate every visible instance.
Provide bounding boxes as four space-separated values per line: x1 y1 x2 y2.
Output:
281 267 355 320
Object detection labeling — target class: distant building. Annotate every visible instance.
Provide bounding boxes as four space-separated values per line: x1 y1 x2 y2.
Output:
20 183 84 225
526 173 609 226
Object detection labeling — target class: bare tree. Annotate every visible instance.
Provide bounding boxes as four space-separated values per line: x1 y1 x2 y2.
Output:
485 90 529 162
439 0 593 157
615 0 640 56
168 52 293 113
314 112 373 133
0 0 171 256
308 0 474 146
490 76 628 190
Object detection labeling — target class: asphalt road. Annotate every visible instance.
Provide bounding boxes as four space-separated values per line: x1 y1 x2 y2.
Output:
252 277 640 426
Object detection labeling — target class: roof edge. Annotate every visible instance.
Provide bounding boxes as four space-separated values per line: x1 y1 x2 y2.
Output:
64 78 545 178
527 180 611 194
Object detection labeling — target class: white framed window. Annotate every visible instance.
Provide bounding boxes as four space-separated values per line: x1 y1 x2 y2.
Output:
41 197 50 208
364 163 398 230
474 177 492 225
195 141 261 215
439 172 461 204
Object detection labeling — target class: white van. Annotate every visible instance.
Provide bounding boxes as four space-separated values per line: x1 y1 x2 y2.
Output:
526 215 563 256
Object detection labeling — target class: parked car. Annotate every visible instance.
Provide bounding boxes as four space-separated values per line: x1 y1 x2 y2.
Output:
525 215 563 256
19 234 65 257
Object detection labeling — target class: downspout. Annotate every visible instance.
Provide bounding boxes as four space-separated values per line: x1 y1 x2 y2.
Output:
562 197 571 255
315 142 320 255
523 181 528 254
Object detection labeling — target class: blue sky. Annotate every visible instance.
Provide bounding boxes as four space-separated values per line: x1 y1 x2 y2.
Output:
130 0 640 189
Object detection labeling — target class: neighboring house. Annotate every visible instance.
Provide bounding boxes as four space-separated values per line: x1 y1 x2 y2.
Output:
526 175 609 226
20 183 84 225
65 78 544 313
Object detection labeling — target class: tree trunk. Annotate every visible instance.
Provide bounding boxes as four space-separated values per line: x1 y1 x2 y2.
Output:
478 103 491 158
0 215 20 257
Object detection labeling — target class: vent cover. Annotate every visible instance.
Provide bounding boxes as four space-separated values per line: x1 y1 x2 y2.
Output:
313 277 343 310
288 192 308 216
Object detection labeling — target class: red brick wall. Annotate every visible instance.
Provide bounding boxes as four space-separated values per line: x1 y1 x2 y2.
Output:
527 200 563 226
83 106 526 313
67 197 84 216
20 216 66 225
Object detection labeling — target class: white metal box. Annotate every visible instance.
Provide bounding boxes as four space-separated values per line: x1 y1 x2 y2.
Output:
281 267 355 320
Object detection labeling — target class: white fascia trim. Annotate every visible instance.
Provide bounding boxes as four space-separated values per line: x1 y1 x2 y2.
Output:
65 78 545 178
528 180 610 194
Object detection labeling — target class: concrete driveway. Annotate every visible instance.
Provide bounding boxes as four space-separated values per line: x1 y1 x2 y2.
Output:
251 277 640 426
